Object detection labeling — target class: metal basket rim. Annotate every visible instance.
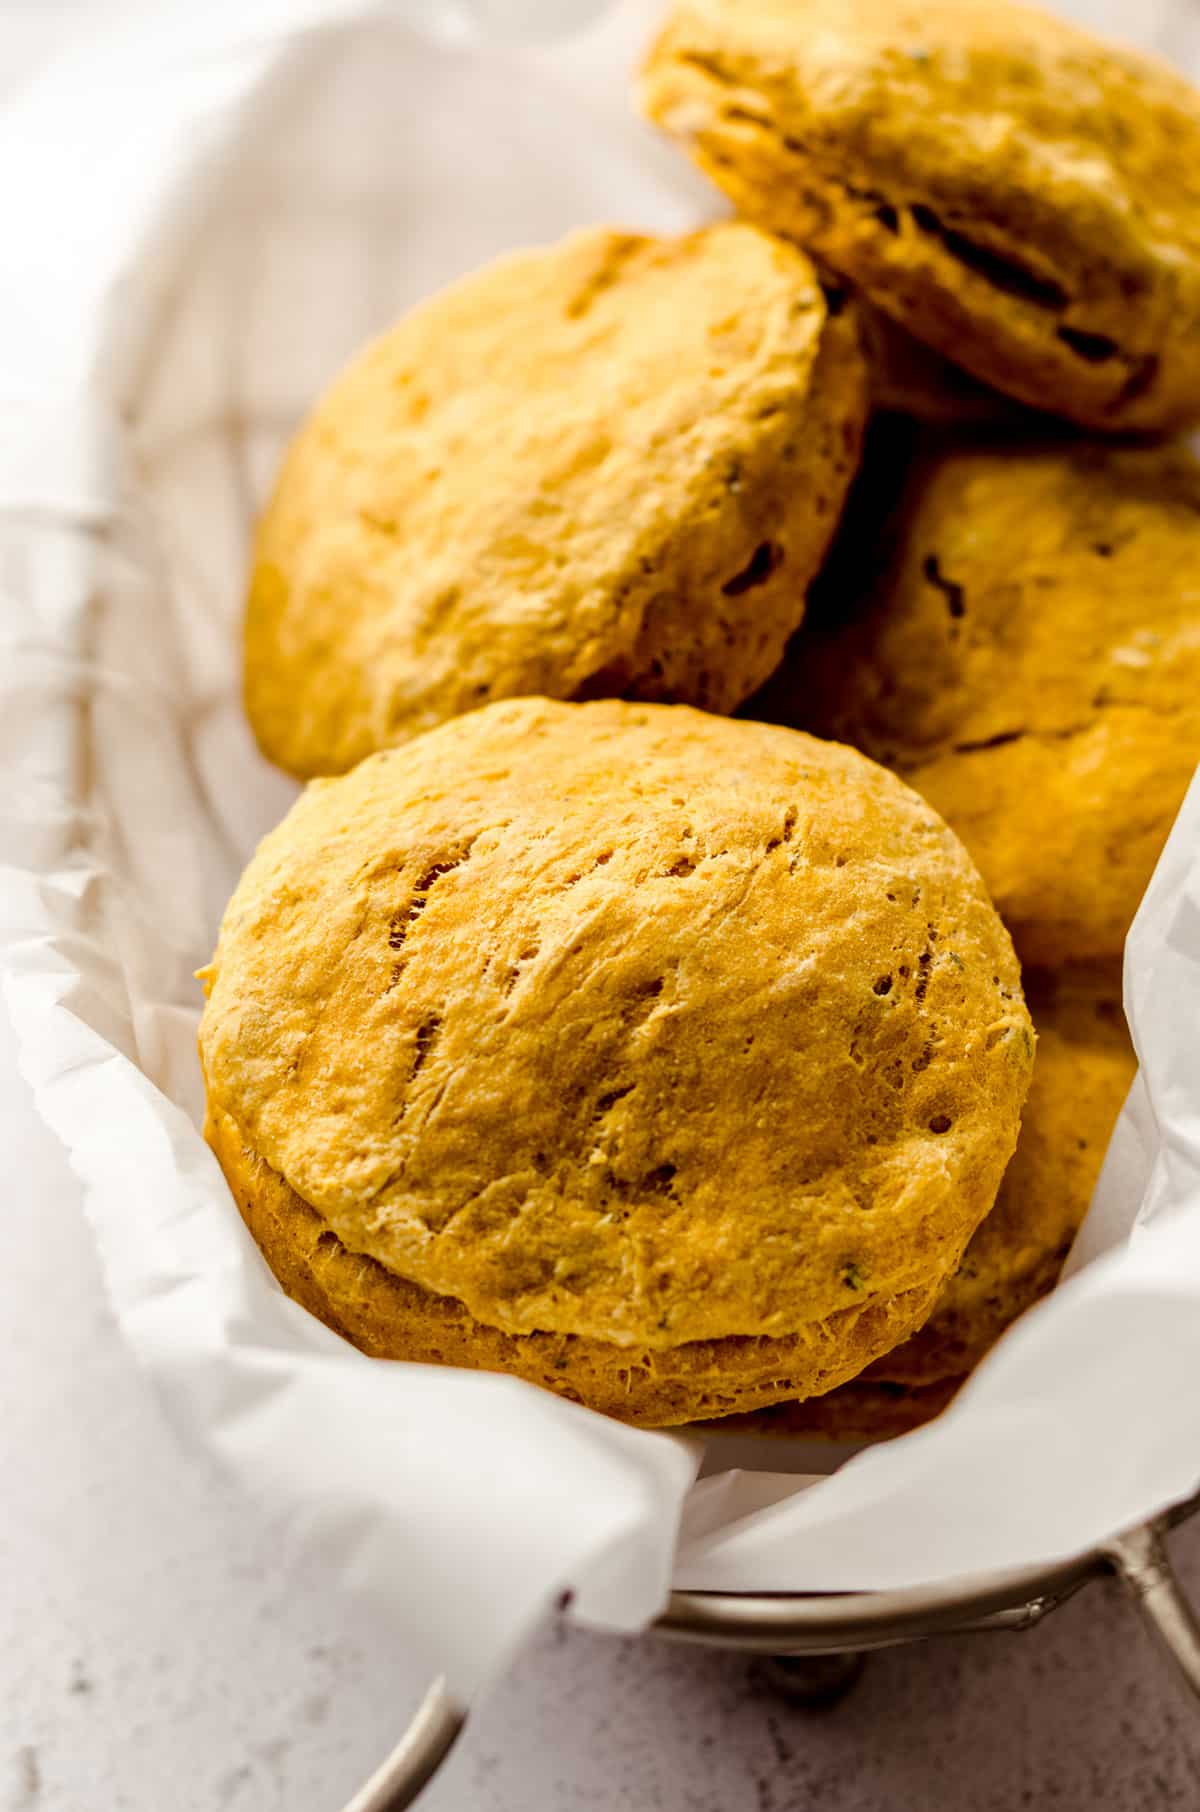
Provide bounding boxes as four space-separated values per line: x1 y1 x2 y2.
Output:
652 1487 1200 1651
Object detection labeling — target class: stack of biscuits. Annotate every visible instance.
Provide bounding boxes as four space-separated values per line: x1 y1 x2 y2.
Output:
199 0 1200 1436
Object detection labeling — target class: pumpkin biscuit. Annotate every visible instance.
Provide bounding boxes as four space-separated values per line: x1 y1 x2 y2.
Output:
245 223 867 779
757 438 1200 967
200 698 1033 1425
640 0 1200 431
723 969 1134 1439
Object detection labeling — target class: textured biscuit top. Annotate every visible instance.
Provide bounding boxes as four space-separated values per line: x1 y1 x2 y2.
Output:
641 0 1200 430
767 438 1200 967
200 698 1032 1350
245 223 867 778
870 968 1135 1386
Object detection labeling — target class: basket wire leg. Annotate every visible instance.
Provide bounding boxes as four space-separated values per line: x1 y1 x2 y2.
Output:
1106 1519 1200 1699
339 1676 464 1812
757 1651 867 1706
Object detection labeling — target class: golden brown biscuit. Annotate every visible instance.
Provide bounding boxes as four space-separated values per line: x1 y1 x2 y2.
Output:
757 438 1200 967
245 223 868 779
723 968 1135 1439
200 698 1033 1424
640 0 1200 432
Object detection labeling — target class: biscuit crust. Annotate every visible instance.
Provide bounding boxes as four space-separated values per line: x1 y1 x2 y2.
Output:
245 223 867 778
206 1100 943 1426
759 438 1200 966
708 1374 961 1442
725 969 1135 1437
641 0 1200 431
201 699 1032 1417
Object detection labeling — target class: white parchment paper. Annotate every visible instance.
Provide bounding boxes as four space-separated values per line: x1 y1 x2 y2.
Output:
1 0 1199 1699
